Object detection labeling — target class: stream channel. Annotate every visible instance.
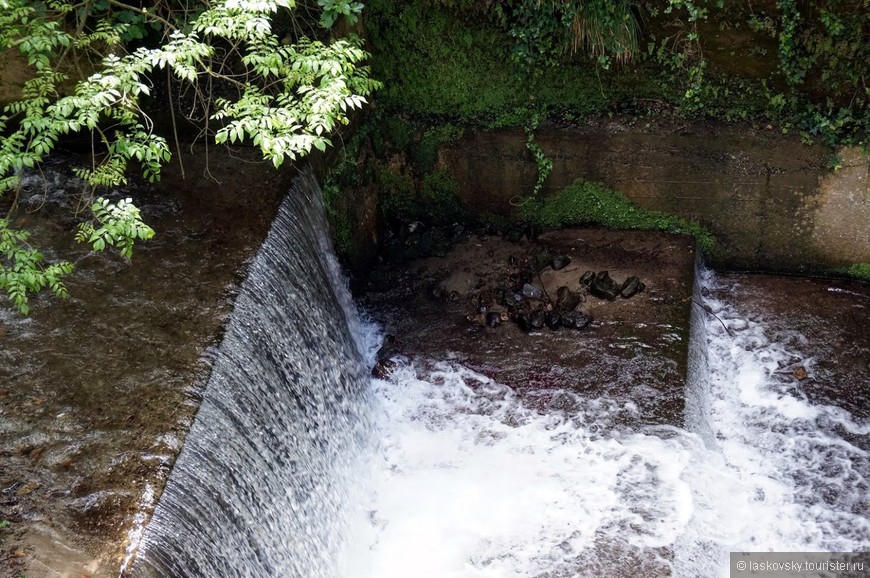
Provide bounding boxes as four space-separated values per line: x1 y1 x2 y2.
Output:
1 169 868 577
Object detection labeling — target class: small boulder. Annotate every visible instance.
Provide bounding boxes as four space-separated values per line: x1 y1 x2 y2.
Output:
561 311 593 330
589 271 620 301
506 229 523 242
486 311 502 328
555 286 583 312
515 314 532 332
529 310 545 330
620 276 645 299
522 283 543 300
579 270 596 287
551 255 571 271
545 311 562 330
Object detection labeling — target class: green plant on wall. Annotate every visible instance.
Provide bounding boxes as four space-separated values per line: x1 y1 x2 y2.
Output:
521 178 715 254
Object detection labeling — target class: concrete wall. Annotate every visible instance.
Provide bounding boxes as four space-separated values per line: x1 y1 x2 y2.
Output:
442 122 869 272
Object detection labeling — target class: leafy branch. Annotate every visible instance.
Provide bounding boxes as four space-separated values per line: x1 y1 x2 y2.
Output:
0 0 380 312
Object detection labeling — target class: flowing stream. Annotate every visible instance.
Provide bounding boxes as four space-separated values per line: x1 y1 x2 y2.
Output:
130 175 868 577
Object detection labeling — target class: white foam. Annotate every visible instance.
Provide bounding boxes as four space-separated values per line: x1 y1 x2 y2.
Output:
343 363 703 578
345 271 868 577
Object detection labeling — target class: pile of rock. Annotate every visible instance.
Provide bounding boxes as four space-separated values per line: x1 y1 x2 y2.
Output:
461 254 645 334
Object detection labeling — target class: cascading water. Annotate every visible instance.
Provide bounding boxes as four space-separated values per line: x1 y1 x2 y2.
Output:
342 269 867 578
128 171 375 577
129 172 867 577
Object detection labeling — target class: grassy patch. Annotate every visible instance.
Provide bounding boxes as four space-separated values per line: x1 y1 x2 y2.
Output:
520 179 715 254
834 263 870 282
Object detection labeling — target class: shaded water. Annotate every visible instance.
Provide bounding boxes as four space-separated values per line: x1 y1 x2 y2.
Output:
130 174 867 577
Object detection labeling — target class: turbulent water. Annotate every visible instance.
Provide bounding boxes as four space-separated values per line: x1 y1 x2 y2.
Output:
130 174 867 577
346 269 868 578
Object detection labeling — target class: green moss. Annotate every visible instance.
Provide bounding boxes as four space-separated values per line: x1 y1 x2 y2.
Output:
420 169 463 224
366 0 526 124
322 180 354 258
378 165 464 226
365 0 867 145
376 166 417 222
834 263 870 282
521 179 715 254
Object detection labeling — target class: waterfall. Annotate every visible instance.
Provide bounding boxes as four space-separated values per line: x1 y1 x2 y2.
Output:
127 171 867 577
128 170 375 578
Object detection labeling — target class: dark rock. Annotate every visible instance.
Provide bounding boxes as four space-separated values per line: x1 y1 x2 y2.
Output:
551 255 571 270
522 283 543 300
372 360 397 379
506 229 523 242
529 252 553 273
519 269 534 285
579 270 596 286
561 311 593 330
515 314 532 332
545 311 562 330
486 311 502 328
555 286 583 312
529 310 545 330
372 335 401 378
589 271 620 300
523 223 540 240
620 276 645 298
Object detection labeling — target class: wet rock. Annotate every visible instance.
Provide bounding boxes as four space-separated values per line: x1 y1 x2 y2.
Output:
561 311 593 330
486 311 502 328
529 252 553 273
15 482 40 496
620 276 645 299
523 223 540 240
555 286 583 312
515 314 532 332
372 335 400 379
579 270 596 287
545 311 562 330
793 366 808 380
589 271 620 301
551 255 571 270
522 283 543 300
506 228 523 242
529 310 545 330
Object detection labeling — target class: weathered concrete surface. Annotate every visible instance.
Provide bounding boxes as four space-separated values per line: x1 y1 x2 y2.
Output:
441 121 868 272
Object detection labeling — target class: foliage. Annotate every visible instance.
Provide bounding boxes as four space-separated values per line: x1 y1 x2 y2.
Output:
835 263 870 281
0 0 380 312
366 0 867 144
525 120 552 196
74 197 154 258
0 219 73 315
520 178 715 254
